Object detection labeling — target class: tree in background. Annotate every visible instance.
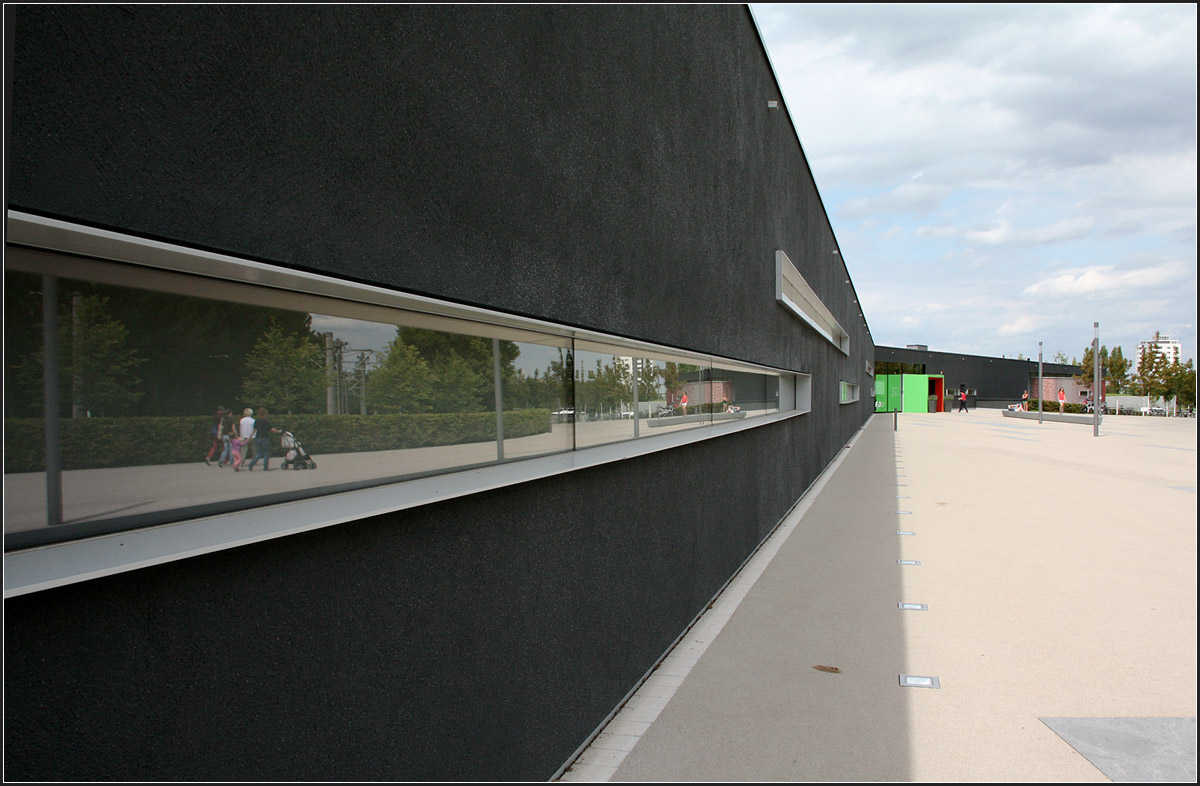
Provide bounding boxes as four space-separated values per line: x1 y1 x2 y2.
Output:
1130 347 1168 398
1162 359 1196 409
1076 345 1105 391
242 320 326 414
1106 346 1131 392
1052 350 1070 365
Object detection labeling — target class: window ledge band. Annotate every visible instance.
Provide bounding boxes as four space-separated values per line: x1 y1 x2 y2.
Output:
4 408 806 598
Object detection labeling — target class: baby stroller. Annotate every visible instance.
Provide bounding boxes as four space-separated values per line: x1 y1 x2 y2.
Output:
280 431 317 470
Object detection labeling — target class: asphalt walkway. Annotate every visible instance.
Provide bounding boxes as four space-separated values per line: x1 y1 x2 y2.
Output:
559 411 1197 782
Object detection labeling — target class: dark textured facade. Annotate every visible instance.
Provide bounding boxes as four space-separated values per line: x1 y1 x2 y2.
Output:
4 6 874 780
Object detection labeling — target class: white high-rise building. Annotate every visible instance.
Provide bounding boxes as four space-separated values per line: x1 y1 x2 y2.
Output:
1135 333 1182 372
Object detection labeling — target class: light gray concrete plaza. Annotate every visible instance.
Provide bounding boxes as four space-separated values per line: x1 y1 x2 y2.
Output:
562 411 1196 782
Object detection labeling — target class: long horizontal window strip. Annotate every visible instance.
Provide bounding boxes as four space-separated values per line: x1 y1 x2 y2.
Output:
776 250 850 354
3 213 811 594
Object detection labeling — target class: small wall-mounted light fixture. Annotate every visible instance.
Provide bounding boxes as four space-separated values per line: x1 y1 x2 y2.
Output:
767 100 779 110
899 674 940 689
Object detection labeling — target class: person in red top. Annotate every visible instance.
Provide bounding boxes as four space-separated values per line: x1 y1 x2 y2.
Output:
680 389 688 416
1058 387 1066 413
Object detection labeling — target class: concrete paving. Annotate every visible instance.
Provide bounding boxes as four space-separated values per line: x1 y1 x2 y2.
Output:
560 411 1197 782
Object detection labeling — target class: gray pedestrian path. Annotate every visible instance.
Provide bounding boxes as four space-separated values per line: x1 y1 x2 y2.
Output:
560 411 1197 782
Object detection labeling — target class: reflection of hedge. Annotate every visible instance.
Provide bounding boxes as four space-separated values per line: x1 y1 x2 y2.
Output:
3 409 551 473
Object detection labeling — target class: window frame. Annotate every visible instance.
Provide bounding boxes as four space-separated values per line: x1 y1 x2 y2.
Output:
4 211 812 597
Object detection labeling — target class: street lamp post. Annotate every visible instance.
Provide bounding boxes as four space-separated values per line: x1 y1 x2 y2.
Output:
1093 322 1101 437
1038 341 1043 425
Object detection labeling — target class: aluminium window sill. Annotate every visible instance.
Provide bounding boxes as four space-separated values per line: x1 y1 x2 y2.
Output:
4 407 806 598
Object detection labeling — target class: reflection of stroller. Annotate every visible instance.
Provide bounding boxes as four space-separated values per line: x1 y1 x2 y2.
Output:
280 431 317 470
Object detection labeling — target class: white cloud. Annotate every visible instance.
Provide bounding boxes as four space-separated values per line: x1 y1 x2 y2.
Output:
965 217 1095 245
916 224 958 238
997 316 1040 336
840 180 952 219
1022 260 1192 297
752 3 1196 360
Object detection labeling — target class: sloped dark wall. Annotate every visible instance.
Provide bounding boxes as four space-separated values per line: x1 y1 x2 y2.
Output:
5 5 874 780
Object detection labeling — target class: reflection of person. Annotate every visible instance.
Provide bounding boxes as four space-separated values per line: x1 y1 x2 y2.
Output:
246 407 281 471
1058 387 1066 413
680 389 688 416
234 407 256 471
722 396 740 413
230 432 246 470
217 407 236 466
1021 390 1029 411
204 406 225 465
957 390 968 412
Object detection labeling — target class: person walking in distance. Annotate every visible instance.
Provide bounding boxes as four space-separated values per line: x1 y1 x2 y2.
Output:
245 407 281 472
234 407 256 472
1058 387 1066 413
958 389 969 412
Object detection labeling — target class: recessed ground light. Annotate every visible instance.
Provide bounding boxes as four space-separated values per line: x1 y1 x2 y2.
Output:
898 602 928 611
899 674 940 688
897 510 912 514
896 530 915 536
896 496 910 499
897 559 921 566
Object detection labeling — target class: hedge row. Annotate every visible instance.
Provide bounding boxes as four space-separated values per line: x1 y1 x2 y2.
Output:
3 409 551 473
1027 400 1090 414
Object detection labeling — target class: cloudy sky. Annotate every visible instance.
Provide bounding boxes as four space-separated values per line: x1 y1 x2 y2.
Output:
750 3 1196 363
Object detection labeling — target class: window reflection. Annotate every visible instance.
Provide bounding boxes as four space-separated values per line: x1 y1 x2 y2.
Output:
2 266 561 542
4 251 799 549
573 348 636 448
711 365 780 420
637 358 711 434
502 340 573 459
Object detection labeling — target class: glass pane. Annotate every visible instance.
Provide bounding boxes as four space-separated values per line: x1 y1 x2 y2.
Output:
501 339 574 460
2 262 569 546
710 365 780 420
573 347 637 448
637 357 711 435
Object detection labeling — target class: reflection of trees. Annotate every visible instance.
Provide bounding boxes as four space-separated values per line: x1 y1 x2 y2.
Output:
371 338 434 413
10 293 146 417
508 348 573 411
10 278 316 416
577 356 634 417
637 359 663 401
242 320 326 414
370 327 508 414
